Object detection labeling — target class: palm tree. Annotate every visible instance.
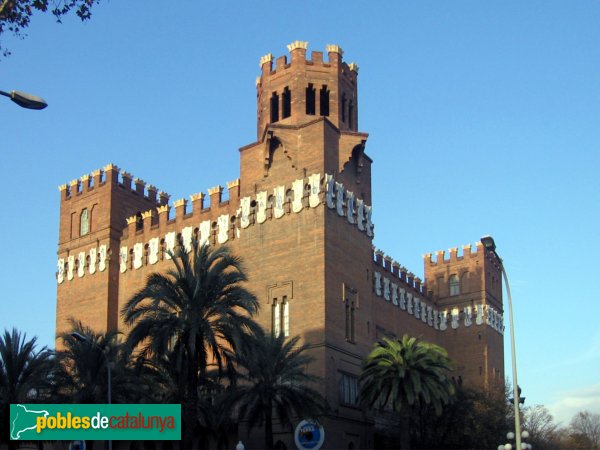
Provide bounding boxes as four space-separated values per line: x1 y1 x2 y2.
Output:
0 328 53 450
53 321 152 404
121 238 259 448
359 335 455 450
228 330 327 450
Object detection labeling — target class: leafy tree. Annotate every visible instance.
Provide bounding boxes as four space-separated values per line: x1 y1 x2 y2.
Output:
227 330 327 450
0 0 102 57
121 239 259 448
569 411 600 449
359 335 455 450
0 328 53 450
521 404 561 449
411 383 510 450
53 321 152 404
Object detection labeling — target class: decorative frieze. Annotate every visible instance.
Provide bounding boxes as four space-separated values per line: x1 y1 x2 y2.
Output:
372 269 504 334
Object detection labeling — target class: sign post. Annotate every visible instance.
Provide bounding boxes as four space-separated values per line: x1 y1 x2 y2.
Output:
294 420 325 450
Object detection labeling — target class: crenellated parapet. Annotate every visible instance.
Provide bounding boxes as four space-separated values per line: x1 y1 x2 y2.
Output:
424 242 483 266
371 246 504 335
57 164 166 205
257 40 360 137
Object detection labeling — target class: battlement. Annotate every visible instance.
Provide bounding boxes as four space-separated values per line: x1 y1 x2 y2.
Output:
58 164 167 205
256 41 360 137
372 247 427 296
258 41 357 76
424 242 484 266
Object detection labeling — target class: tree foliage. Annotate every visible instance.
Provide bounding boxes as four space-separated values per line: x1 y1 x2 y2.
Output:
121 238 259 448
359 335 455 450
227 330 327 450
0 328 53 450
0 0 102 57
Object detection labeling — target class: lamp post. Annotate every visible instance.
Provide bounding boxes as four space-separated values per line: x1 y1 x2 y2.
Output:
71 332 112 450
498 430 532 450
481 235 522 450
0 89 47 109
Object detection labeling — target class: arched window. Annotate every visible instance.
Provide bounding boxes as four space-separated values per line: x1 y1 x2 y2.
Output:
80 208 89 236
449 274 460 296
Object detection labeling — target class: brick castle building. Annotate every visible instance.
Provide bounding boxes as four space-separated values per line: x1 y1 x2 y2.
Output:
56 41 505 449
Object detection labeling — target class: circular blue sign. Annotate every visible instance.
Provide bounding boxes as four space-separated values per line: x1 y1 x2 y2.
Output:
294 420 325 450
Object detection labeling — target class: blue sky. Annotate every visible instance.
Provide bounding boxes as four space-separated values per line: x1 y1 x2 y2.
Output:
2 1 599 425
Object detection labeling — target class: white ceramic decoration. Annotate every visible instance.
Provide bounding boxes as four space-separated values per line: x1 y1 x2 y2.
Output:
98 245 107 272
374 271 382 296
89 247 97 274
407 292 413 314
217 214 229 244
77 252 86 278
119 247 128 273
356 198 365 231
414 297 420 319
199 220 211 247
439 311 448 331
346 191 355 224
165 232 176 260
308 173 321 208
475 304 484 325
383 277 390 301
399 288 406 310
292 179 304 213
451 308 460 329
256 191 267 224
67 255 75 281
464 306 472 327
273 185 285 219
240 197 251 228
182 226 193 253
149 237 159 265
365 205 374 237
57 258 65 284
325 174 335 209
133 243 143 269
335 182 345 216
391 283 399 306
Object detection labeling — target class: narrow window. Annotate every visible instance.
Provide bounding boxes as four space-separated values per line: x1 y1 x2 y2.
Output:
449 274 460 296
135 212 143 231
270 92 279 123
273 300 280 336
282 87 291 119
345 301 350 340
341 93 347 122
350 302 355 342
306 84 316 115
320 85 329 116
80 208 90 236
348 100 354 128
282 296 290 337
339 373 359 406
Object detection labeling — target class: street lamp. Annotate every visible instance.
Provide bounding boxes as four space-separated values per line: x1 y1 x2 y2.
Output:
0 89 47 109
481 235 523 450
70 332 112 450
498 430 532 450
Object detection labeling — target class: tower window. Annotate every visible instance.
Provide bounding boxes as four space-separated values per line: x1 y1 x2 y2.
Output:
272 296 290 337
339 373 359 406
348 100 354 128
341 93 347 122
320 85 330 116
306 84 316 115
345 298 356 343
270 92 279 123
449 274 460 296
282 87 291 119
80 208 89 236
